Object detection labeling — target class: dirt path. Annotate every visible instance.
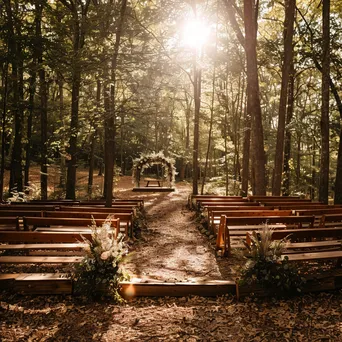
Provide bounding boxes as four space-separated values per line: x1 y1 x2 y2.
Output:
122 182 223 282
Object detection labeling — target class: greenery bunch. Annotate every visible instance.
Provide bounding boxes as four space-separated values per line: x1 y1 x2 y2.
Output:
240 224 305 296
72 217 129 301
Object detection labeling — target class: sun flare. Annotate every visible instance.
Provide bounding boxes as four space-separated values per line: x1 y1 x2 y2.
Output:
182 19 210 48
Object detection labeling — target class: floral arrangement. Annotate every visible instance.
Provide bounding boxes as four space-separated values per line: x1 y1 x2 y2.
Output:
240 224 305 296
71 217 129 300
132 151 177 187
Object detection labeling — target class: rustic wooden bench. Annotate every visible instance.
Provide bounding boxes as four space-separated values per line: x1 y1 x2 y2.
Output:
0 243 87 251
59 205 135 213
244 230 342 266
0 217 20 230
0 256 83 264
282 251 342 266
295 208 342 216
208 210 292 234
43 211 133 237
279 204 342 210
0 210 42 217
260 201 319 207
189 195 244 209
247 195 301 202
23 217 120 236
79 199 144 208
0 231 92 243
319 214 342 228
0 204 57 211
216 215 316 256
199 202 261 212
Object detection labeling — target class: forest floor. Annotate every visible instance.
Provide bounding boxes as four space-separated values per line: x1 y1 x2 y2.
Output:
1 175 342 341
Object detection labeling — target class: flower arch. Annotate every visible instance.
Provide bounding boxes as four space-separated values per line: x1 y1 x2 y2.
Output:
132 152 177 188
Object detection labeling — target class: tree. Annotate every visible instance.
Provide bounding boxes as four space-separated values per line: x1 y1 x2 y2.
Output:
272 0 296 196
319 0 330 204
243 0 266 195
61 0 92 200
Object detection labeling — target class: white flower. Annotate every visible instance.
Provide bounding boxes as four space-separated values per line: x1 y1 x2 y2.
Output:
100 251 111 260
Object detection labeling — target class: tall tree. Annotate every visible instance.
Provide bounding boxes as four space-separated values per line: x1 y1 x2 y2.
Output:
243 0 266 194
36 0 48 199
61 0 91 200
319 0 330 204
272 0 296 195
4 0 24 194
104 0 127 207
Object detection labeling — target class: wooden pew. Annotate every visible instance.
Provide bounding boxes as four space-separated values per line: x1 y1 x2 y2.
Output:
59 204 137 216
216 215 315 256
200 202 261 211
248 195 301 202
0 243 87 251
254 198 312 203
0 217 20 230
245 230 342 265
23 217 120 236
0 205 56 211
189 195 244 209
0 211 42 217
59 205 135 214
11 200 80 205
209 210 292 233
0 231 92 243
295 208 342 216
81 199 144 208
260 201 319 207
319 214 342 228
43 211 134 237
279 204 342 210
0 256 83 264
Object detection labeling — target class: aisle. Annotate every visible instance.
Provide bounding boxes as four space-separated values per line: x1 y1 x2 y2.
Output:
123 183 222 282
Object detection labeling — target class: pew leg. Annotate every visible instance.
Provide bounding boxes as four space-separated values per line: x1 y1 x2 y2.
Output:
336 257 342 268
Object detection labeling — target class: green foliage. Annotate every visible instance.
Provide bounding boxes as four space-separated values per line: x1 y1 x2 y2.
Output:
240 224 305 296
7 183 41 202
71 217 129 301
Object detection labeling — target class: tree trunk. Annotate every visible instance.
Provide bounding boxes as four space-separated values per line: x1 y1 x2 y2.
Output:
282 62 295 196
319 0 330 204
63 0 91 200
244 0 266 195
201 61 216 194
36 1 48 199
192 46 201 195
241 86 250 197
273 0 296 195
0 50 9 201
6 0 23 194
58 79 66 189
88 80 101 197
104 0 127 207
24 67 36 190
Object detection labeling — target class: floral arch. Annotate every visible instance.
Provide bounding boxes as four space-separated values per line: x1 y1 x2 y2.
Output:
132 152 176 188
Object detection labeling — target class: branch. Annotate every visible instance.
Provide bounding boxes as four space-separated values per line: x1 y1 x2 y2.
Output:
222 0 245 48
296 6 342 117
129 11 193 85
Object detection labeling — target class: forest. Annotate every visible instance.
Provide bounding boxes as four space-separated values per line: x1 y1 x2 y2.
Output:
1 0 341 204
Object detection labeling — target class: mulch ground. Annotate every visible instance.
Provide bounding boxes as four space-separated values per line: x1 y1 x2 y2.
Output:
1 177 342 340
1 291 341 341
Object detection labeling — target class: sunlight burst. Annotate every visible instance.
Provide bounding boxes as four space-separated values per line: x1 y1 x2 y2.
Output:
182 19 210 48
